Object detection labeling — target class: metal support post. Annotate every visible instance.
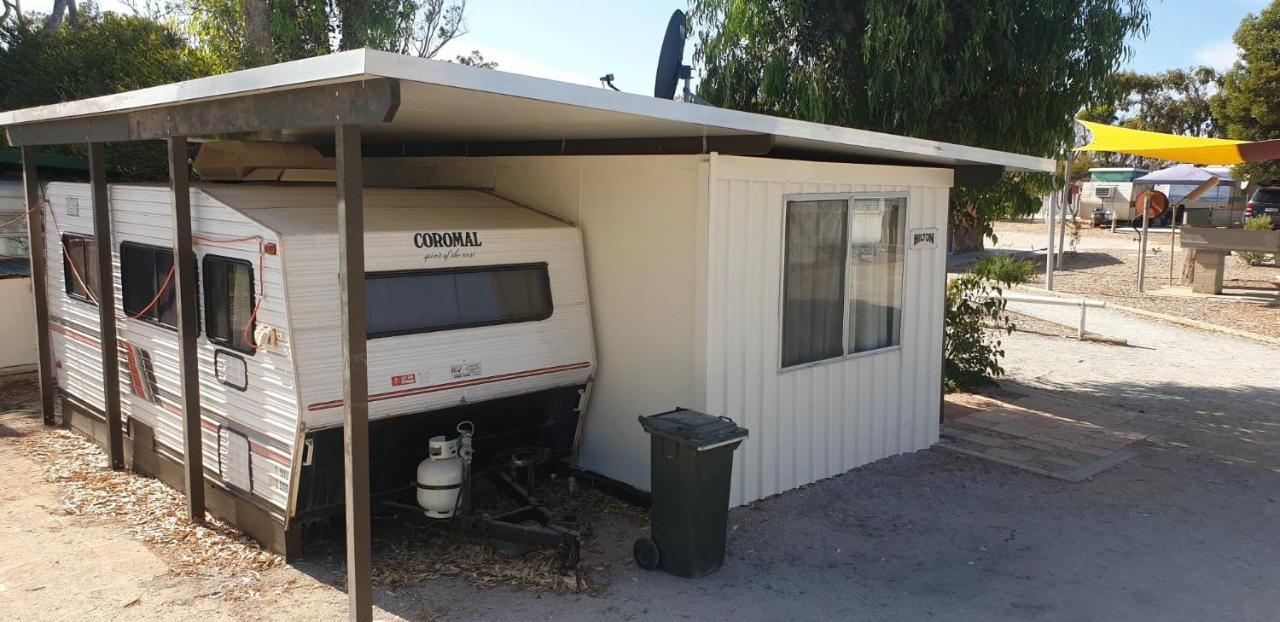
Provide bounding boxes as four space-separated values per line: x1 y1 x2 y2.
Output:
88 143 124 470
20 147 56 425
336 124 372 622
168 137 205 522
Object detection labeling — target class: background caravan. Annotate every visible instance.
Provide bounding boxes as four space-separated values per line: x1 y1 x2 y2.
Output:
43 183 595 551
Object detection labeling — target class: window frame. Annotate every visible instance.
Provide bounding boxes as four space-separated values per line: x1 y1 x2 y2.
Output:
364 262 555 340
777 192 909 372
202 254 257 354
119 240 180 331
61 233 99 306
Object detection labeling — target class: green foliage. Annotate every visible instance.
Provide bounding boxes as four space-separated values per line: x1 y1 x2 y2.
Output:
0 6 216 180
184 0 469 70
690 0 1147 156
1238 215 1276 266
943 254 1035 391
972 253 1037 285
688 0 1149 249
1212 1 1280 184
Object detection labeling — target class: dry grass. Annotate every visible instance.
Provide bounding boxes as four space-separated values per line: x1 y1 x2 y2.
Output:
10 424 284 600
2 377 645 599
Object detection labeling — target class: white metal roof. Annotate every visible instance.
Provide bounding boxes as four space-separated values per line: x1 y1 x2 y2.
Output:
0 49 1054 174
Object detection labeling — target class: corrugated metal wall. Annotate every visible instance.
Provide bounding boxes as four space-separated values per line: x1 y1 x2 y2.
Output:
704 156 950 506
42 183 298 510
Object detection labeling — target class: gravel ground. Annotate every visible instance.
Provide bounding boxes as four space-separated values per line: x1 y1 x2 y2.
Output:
988 221 1280 340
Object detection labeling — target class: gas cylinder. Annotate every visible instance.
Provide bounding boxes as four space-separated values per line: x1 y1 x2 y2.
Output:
416 435 464 518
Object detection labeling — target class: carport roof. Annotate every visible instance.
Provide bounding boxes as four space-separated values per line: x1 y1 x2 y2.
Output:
0 49 1054 175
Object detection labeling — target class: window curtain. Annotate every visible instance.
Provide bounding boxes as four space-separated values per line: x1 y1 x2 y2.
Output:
781 200 848 367
848 198 904 353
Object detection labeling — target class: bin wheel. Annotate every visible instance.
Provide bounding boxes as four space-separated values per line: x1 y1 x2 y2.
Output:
633 536 660 571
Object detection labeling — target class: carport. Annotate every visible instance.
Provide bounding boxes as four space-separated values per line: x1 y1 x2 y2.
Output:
0 49 1052 620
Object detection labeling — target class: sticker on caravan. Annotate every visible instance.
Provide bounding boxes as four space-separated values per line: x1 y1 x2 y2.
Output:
391 373 417 387
450 362 482 379
415 231 482 263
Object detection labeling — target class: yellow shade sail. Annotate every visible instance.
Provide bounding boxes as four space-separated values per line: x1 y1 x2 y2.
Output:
1074 119 1249 165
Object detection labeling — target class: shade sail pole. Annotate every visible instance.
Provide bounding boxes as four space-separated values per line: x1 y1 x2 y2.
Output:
168 136 205 523
336 124 372 622
1046 173 1057 291
89 143 124 470
20 147 56 426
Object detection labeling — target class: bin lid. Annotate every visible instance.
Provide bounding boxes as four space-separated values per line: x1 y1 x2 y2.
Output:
639 409 749 450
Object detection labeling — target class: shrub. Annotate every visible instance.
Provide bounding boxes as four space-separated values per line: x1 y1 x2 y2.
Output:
1238 215 1275 266
944 254 1035 391
972 253 1037 284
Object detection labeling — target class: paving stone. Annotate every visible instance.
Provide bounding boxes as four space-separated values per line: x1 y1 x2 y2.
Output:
957 415 1001 430
1013 438 1058 452
1069 443 1115 457
948 428 1008 447
991 421 1049 437
984 447 1033 463
1037 453 1087 469
1027 433 1075 449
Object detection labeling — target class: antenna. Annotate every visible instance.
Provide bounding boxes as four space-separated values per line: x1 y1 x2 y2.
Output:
653 9 706 104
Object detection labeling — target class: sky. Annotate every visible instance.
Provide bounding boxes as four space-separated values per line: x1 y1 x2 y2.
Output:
17 0 1274 92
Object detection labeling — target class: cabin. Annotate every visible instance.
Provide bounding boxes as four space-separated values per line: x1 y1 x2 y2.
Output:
0 49 1053 560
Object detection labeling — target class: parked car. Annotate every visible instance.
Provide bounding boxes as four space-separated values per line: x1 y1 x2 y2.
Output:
1245 186 1280 229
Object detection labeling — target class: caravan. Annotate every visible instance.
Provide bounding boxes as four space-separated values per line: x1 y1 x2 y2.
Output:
44 182 594 549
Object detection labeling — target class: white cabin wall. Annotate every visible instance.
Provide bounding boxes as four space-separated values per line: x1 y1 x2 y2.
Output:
367 156 706 491
705 155 951 506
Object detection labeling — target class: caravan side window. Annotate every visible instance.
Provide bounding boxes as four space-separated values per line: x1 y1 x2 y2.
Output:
120 242 178 328
202 255 256 353
781 194 905 368
365 263 553 338
61 234 100 305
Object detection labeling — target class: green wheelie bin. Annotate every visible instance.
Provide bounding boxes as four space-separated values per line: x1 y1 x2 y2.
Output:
634 409 748 578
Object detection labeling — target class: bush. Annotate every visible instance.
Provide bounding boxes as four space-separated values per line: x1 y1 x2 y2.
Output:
1238 215 1276 266
944 254 1035 391
972 253 1037 284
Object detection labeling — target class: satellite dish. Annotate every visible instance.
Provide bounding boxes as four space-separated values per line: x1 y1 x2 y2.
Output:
654 10 688 100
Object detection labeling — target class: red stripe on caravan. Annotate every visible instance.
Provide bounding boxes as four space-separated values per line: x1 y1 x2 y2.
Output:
305 361 593 412
49 322 100 348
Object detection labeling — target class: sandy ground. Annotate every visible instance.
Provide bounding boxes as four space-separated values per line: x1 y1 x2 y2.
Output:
987 220 1280 340
4 302 1280 620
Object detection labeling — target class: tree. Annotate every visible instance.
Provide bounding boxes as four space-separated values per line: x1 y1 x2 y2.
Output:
0 6 217 179
689 0 1150 250
183 0 470 70
1212 1 1280 184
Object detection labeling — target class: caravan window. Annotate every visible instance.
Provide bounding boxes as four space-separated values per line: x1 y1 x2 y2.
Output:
365 263 553 338
781 194 905 368
203 255 256 353
61 234 100 305
120 242 177 328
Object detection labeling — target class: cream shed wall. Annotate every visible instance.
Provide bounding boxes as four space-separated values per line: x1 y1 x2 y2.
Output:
706 156 950 506
368 153 950 504
366 155 707 491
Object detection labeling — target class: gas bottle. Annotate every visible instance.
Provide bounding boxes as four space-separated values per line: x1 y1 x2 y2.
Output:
416 435 464 518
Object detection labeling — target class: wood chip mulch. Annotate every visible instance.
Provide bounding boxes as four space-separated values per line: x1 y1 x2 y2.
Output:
1021 248 1280 340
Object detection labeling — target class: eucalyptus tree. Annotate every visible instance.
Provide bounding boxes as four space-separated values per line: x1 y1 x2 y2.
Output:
688 0 1150 250
184 0 471 69
1212 0 1280 183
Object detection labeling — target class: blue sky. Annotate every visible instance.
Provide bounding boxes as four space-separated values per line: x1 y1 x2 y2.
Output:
22 0 1273 90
